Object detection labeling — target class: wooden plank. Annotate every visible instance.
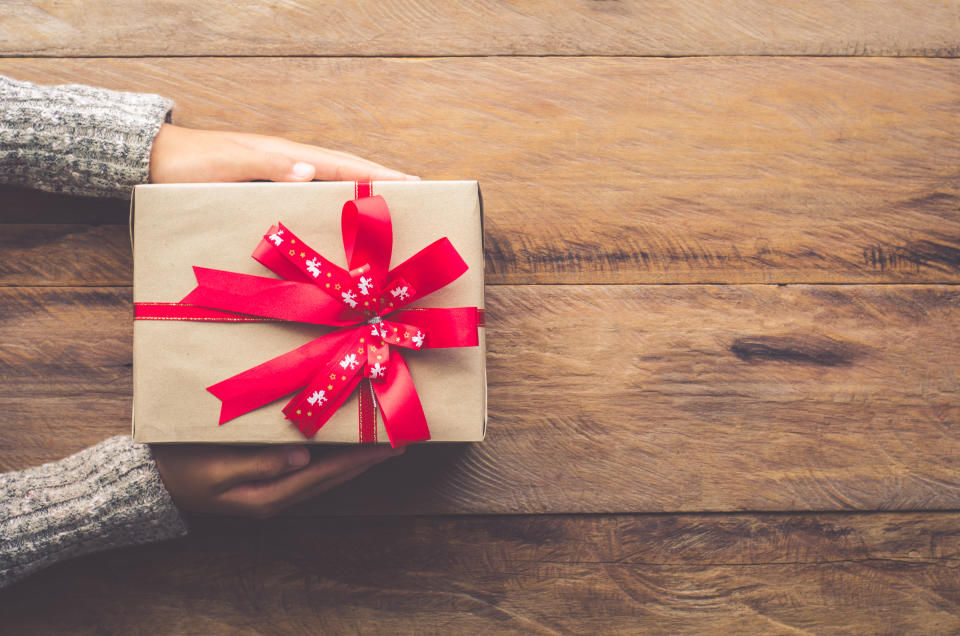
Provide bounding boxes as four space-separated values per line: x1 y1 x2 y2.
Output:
0 186 128 224
1 513 958 633
1 1 958 57
1 285 957 513
0 225 132 287
2 57 958 284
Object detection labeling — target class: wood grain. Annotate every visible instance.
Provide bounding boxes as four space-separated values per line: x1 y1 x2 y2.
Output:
2 57 957 284
0 186 129 224
2 513 957 633
2 1 958 57
3 1 956 627
0 225 132 287
2 284 956 513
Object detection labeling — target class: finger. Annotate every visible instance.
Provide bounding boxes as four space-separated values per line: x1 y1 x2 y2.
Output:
208 445 313 489
314 157 420 182
218 445 404 516
275 457 382 509
225 144 318 182
234 135 393 170
216 455 381 518
283 144 413 178
235 445 401 500
233 134 419 181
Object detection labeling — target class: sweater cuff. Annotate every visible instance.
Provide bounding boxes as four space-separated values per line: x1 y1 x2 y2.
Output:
0 74 173 199
0 435 188 588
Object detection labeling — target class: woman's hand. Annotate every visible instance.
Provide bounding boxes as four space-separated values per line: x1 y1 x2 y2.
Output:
146 124 416 518
151 444 405 518
148 124 419 184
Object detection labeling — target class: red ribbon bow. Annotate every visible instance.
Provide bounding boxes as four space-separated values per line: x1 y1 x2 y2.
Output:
135 182 480 447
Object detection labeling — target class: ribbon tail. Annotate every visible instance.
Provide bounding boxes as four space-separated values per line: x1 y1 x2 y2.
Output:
281 329 366 437
258 223 356 305
286 372 363 438
208 329 358 424
372 351 430 447
182 266 360 325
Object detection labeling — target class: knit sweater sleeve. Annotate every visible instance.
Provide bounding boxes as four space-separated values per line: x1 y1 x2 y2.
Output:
0 436 188 588
0 74 173 198
0 75 185 587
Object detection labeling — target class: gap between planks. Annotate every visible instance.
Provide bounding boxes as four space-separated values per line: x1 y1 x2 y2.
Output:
2 284 957 514
2 511 957 634
3 0 958 57
4 54 960 59
1 57 957 285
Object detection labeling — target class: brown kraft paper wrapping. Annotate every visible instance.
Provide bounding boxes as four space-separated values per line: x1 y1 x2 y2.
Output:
131 181 486 444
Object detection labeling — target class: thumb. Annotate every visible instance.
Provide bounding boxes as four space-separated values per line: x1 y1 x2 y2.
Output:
230 144 316 182
216 445 313 488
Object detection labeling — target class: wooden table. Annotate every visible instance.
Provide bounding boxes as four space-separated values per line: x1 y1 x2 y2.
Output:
1 2 958 632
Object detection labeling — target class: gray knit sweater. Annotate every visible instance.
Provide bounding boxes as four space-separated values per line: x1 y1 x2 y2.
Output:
0 74 189 588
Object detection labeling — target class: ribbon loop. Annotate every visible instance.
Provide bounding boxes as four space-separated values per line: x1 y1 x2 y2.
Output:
378 320 427 350
386 238 468 305
346 263 380 314
343 195 392 286
391 307 479 348
379 276 417 313
365 340 391 380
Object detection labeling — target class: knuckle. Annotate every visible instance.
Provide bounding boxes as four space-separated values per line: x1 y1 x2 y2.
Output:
276 154 296 172
254 455 284 478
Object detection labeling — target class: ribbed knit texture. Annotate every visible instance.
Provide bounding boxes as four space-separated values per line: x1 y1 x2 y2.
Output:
1 74 187 589
0 436 188 588
0 74 172 198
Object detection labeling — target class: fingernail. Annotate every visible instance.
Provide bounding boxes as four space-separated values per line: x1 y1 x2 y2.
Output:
404 175 422 181
287 447 310 468
292 162 315 179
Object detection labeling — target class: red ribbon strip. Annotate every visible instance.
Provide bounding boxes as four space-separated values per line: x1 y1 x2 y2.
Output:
134 181 481 447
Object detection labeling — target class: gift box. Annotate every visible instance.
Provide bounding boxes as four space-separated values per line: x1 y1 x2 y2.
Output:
131 181 486 445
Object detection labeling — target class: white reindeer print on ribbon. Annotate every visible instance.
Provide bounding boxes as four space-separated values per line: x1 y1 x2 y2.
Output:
411 330 425 349
339 353 359 370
